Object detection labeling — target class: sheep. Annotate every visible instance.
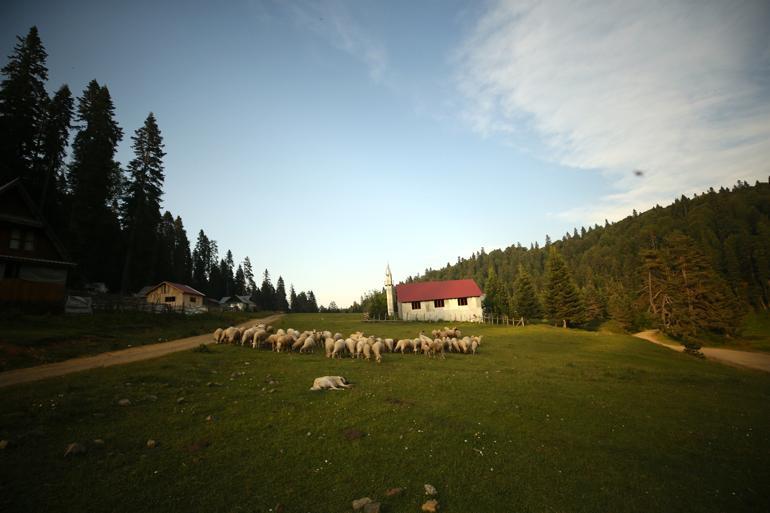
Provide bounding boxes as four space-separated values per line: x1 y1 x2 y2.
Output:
324 337 336 357
265 333 278 350
345 338 356 356
384 338 394 352
372 341 384 363
300 336 316 353
266 325 274 333
241 327 258 346
332 339 347 359
431 339 445 359
276 334 294 352
252 329 268 348
421 339 433 357
395 339 410 354
412 339 421 354
287 328 299 338
451 338 461 353
471 339 479 354
291 337 305 351
223 327 241 344
333 332 343 341
431 329 440 338
213 328 224 344
322 330 332 340
362 341 372 361
355 339 365 359
458 338 469 354
276 328 286 337
309 375 351 391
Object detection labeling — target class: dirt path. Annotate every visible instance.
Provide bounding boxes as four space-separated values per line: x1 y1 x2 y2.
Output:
634 329 770 373
0 314 284 388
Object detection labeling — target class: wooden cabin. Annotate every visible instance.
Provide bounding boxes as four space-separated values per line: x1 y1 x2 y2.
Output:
144 281 206 312
0 179 75 310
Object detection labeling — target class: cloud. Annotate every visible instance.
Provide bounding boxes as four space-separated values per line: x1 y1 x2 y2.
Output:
287 0 387 81
456 0 770 223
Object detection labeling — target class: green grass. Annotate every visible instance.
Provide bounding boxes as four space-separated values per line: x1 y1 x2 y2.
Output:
1 313 769 512
0 310 271 371
693 312 770 353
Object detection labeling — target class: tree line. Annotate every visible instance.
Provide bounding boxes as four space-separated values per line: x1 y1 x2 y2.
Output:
0 27 318 310
407 180 769 340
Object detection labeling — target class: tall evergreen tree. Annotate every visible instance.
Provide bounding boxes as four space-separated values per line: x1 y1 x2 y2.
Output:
513 267 541 321
289 284 297 312
307 290 319 313
275 276 289 311
172 216 191 283
260 269 275 310
192 230 216 293
68 80 123 288
234 265 246 296
0 26 49 188
39 84 73 220
120 113 165 293
242 257 256 295
483 265 504 314
221 250 235 296
154 211 176 283
544 247 584 327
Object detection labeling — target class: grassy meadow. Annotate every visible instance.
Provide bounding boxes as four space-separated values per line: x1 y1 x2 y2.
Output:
1 313 769 512
0 310 267 371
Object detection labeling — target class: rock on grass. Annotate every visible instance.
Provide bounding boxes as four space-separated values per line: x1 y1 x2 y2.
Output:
422 499 439 512
352 497 372 510
64 442 86 457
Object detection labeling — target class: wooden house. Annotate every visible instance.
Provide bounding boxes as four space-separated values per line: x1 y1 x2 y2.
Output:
144 281 206 312
0 178 75 310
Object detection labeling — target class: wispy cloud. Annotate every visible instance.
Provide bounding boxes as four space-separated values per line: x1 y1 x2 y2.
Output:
456 0 770 223
287 0 387 81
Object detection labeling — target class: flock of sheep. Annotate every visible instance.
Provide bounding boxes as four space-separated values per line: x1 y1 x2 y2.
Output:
212 324 483 363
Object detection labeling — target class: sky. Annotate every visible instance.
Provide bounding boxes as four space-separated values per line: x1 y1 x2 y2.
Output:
2 0 769 307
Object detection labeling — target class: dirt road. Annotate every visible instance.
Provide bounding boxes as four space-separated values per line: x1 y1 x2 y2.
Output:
634 329 770 373
0 313 283 388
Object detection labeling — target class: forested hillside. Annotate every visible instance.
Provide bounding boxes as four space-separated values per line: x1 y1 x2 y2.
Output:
410 180 770 334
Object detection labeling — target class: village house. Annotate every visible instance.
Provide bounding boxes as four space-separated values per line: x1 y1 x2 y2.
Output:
0 178 75 310
143 281 206 312
385 266 484 322
220 295 257 311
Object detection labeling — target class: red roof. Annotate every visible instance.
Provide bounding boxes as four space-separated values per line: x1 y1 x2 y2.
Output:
146 281 205 297
396 279 483 303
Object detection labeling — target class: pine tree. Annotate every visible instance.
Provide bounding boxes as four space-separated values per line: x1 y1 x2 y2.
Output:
289 285 297 312
275 276 289 311
0 26 49 188
513 267 541 321
294 291 308 313
154 211 176 283
544 247 584 327
308 291 319 313
234 265 246 296
192 230 216 293
120 113 165 293
483 265 504 314
222 250 235 296
242 257 256 295
39 84 73 221
172 216 191 283
68 80 124 288
260 269 275 310
582 283 606 323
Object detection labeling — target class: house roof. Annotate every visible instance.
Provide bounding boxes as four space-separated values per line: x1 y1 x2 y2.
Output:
220 295 255 305
396 279 483 303
145 281 205 297
134 285 154 297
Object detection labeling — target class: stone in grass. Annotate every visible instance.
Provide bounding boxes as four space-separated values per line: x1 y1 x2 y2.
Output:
421 499 439 512
176 397 185 404
0 440 8 450
93 439 105 446
352 497 372 510
64 442 86 457
363 502 381 513
385 487 403 497
424 484 438 495
146 439 157 449
117 399 131 407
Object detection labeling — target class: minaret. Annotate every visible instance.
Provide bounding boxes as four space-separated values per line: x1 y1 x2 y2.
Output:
385 264 395 318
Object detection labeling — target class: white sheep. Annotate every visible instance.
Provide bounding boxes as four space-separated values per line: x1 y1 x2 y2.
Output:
362 341 372 361
309 375 351 391
223 327 241 344
213 328 224 344
372 341 384 363
324 337 336 357
241 327 258 346
333 332 343 341
355 339 365 359
384 338 394 352
395 339 410 354
332 339 347 359
345 338 356 356
300 336 316 353
471 339 479 354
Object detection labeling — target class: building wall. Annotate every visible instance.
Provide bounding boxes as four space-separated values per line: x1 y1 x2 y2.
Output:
397 296 483 322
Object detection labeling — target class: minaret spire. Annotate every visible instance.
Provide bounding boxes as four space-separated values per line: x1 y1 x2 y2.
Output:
385 263 395 317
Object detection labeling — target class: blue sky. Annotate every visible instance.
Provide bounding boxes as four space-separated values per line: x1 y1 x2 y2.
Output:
2 0 768 306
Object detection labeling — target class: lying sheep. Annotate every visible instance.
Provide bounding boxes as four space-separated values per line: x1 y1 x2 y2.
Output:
309 375 351 391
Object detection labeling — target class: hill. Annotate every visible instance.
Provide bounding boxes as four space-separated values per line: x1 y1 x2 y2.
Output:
409 180 770 332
